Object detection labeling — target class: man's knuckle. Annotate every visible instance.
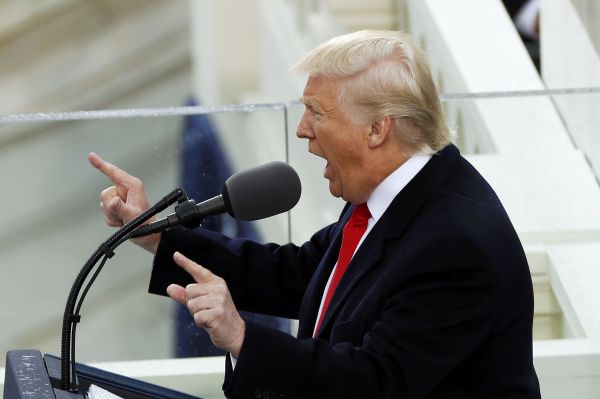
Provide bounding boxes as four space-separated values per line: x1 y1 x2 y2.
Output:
193 312 202 324
100 187 113 197
131 177 143 188
185 283 196 293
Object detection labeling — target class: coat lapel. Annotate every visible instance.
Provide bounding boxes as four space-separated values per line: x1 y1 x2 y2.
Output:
296 204 351 339
314 144 462 338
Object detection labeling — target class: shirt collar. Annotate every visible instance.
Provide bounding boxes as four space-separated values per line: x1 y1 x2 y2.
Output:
366 153 432 222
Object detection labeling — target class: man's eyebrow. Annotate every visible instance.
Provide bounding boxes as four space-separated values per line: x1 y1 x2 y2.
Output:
299 96 320 110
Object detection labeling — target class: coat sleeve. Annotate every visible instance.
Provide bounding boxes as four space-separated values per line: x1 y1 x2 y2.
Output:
148 223 336 318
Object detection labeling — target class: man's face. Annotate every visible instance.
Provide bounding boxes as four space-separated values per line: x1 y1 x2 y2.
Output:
296 76 371 203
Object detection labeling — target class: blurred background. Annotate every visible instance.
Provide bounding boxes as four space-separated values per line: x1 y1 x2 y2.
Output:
1 0 600 398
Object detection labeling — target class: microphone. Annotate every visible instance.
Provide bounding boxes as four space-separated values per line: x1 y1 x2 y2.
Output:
130 161 301 238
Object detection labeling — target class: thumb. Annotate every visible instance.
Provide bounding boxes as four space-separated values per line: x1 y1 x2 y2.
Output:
166 284 186 305
107 189 142 224
107 196 125 213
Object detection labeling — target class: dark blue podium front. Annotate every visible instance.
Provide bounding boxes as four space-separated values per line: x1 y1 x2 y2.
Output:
4 350 202 399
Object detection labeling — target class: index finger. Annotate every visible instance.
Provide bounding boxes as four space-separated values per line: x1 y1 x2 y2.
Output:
173 252 214 283
88 152 135 185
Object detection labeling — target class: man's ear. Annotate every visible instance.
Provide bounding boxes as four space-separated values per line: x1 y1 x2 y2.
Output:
368 116 393 149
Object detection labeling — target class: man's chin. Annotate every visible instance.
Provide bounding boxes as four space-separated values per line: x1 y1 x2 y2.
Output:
327 182 343 198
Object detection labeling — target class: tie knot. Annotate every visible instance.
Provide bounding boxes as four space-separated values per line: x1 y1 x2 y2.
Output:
350 203 371 225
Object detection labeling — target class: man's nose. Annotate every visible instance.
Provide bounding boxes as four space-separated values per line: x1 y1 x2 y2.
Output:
296 113 314 139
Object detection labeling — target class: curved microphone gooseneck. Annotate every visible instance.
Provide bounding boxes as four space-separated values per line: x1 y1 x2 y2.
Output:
60 187 187 392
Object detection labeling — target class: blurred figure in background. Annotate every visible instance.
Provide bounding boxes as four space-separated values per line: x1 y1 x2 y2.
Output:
175 97 290 357
503 0 541 70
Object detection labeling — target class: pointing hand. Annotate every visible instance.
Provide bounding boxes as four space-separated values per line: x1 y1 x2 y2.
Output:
167 252 246 357
88 152 160 253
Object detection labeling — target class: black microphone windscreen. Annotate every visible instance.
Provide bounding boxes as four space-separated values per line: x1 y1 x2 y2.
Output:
223 161 301 221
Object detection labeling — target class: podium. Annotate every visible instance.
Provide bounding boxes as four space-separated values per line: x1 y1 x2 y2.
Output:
4 350 202 399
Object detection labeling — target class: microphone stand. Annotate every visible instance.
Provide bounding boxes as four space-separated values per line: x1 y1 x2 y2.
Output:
59 188 187 393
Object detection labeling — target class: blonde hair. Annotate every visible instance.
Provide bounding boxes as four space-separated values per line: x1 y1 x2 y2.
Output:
292 30 451 154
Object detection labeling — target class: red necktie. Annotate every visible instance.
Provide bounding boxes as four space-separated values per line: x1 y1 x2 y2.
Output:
314 203 371 335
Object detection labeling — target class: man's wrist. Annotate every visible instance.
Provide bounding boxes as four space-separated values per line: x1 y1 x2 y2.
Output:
228 319 246 358
134 232 161 254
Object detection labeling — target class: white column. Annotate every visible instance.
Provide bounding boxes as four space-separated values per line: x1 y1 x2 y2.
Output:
541 0 600 175
189 0 260 105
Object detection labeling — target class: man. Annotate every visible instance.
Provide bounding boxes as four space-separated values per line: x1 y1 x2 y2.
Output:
90 30 541 398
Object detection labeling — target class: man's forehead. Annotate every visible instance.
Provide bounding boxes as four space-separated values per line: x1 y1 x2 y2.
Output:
301 78 339 106
303 75 339 93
